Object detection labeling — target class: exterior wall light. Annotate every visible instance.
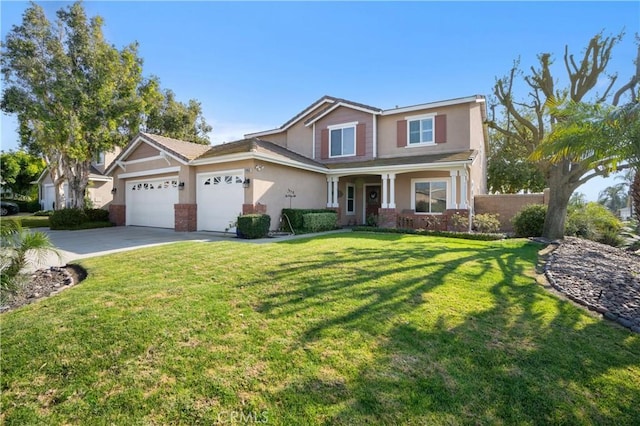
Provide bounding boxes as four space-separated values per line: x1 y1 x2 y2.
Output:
111 188 117 194
243 178 251 188
178 182 185 190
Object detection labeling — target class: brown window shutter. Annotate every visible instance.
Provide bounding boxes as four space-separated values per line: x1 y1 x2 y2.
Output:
397 120 406 147
356 123 366 156
321 129 329 159
435 115 447 143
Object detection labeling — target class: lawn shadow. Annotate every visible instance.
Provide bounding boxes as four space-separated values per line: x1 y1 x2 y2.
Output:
261 235 640 423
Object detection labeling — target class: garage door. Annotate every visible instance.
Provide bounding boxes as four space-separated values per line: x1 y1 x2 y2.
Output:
126 177 178 228
197 171 244 232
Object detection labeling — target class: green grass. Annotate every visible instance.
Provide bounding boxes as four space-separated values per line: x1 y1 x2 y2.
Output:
1 215 50 228
1 233 639 424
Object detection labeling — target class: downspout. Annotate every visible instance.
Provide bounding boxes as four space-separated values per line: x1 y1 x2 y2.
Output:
312 123 316 159
467 163 473 233
373 114 377 158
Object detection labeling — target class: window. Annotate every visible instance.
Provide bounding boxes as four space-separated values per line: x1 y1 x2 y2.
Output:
330 124 356 157
346 184 355 215
94 151 105 165
408 116 434 145
412 180 447 214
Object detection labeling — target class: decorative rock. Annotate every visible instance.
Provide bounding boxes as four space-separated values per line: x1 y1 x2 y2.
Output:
545 237 640 333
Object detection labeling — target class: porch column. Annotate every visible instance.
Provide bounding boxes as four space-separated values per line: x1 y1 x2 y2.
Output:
388 173 396 208
449 170 458 209
332 177 339 208
381 173 388 208
460 169 468 209
326 177 332 207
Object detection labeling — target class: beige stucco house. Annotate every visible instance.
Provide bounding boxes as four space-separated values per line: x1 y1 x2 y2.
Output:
106 95 488 232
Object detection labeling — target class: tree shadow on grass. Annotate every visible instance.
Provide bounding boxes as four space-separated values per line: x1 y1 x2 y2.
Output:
260 234 640 424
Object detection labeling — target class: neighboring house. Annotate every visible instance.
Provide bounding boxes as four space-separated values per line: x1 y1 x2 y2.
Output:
37 149 120 210
106 95 488 232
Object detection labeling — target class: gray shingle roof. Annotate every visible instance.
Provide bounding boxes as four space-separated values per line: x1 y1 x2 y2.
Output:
139 132 211 162
326 150 477 169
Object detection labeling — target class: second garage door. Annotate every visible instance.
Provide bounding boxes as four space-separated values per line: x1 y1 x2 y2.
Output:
126 177 179 228
197 171 244 232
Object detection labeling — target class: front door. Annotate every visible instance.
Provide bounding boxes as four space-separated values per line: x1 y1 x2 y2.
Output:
365 185 381 223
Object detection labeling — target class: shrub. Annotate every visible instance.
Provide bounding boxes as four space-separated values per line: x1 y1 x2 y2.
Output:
449 213 469 232
34 210 54 217
352 226 505 241
302 212 338 233
85 208 109 222
512 204 547 237
566 202 622 246
50 208 88 230
281 209 337 232
237 214 271 239
473 213 501 233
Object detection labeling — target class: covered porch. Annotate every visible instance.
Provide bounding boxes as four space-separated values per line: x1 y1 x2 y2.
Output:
325 151 476 230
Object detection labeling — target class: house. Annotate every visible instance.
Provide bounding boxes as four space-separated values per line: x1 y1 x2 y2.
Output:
37 150 119 210
106 95 488 232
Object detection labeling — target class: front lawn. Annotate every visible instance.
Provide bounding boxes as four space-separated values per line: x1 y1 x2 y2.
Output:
1 215 50 228
2 233 639 424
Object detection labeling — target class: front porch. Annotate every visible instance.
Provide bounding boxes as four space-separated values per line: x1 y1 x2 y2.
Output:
325 169 471 231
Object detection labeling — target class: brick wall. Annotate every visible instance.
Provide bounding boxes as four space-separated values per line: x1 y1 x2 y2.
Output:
242 203 267 215
175 203 197 232
474 189 549 232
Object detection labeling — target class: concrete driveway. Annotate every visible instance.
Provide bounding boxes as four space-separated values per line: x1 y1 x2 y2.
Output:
29 226 232 270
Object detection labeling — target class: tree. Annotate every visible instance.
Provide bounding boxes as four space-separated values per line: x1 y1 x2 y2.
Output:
0 221 59 302
1 2 212 210
487 111 546 193
143 86 212 144
0 150 46 198
598 183 629 213
488 32 639 239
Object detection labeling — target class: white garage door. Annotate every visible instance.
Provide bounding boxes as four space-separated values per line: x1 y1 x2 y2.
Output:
197 171 244 232
126 177 178 228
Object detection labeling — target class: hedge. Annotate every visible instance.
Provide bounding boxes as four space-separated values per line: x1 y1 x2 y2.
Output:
49 208 112 230
281 208 337 232
237 214 271 239
351 226 506 241
302 212 338 233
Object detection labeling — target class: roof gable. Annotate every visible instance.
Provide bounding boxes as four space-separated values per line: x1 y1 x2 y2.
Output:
245 95 382 138
105 132 211 174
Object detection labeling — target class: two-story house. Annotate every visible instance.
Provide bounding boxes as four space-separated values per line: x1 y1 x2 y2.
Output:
106 95 488 232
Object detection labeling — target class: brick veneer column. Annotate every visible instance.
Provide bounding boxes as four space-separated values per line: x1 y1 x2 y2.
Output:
242 203 267 215
175 203 197 232
109 204 126 226
378 208 397 229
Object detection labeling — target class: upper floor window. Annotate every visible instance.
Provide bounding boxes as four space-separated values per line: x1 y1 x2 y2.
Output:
329 122 356 158
408 116 434 145
94 151 105 165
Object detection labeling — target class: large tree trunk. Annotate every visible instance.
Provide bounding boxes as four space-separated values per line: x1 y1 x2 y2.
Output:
64 160 91 209
542 162 579 240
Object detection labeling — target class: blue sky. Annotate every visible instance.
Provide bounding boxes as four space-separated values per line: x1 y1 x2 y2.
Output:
1 1 638 200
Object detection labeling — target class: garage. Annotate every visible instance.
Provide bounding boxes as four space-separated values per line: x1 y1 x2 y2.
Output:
197 170 244 232
126 176 178 228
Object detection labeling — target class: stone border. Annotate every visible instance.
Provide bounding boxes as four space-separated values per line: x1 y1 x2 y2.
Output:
540 242 640 334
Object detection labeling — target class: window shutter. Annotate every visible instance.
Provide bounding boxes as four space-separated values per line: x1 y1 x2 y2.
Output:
356 123 366 156
397 120 407 147
321 129 329 159
435 115 447 143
